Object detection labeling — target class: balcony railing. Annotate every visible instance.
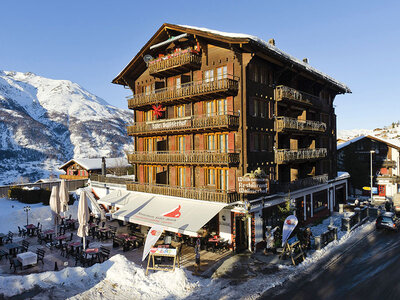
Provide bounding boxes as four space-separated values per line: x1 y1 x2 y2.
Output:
275 85 322 106
89 174 131 185
148 49 201 77
127 150 240 166
271 174 329 193
381 160 396 168
127 112 239 136
59 174 88 180
126 182 239 204
127 77 239 109
275 148 327 164
275 116 326 133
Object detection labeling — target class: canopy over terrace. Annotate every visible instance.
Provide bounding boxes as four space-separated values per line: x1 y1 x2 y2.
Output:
98 190 228 236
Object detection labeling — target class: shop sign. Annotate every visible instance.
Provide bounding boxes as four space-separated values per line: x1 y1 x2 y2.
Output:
238 177 269 194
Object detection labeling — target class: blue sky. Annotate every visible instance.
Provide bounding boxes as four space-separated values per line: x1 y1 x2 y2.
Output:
2 0 399 130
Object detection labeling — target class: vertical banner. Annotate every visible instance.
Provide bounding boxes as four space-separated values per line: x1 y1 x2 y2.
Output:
142 225 164 261
281 215 298 247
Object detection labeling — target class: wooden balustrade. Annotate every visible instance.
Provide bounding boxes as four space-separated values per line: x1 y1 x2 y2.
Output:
271 174 329 193
126 182 239 204
127 150 240 166
59 174 88 180
127 113 239 136
148 50 201 77
275 85 322 106
275 148 327 164
127 78 239 109
275 116 326 133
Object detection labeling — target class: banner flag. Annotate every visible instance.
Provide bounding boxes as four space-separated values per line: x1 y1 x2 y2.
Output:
281 215 298 247
142 225 164 261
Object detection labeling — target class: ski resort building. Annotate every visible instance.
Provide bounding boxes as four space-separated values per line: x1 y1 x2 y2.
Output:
103 24 350 252
337 135 400 201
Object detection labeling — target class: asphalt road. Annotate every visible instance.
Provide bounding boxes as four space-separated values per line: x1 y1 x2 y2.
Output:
261 226 400 300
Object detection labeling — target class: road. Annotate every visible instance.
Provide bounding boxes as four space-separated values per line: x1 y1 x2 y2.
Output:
261 226 400 300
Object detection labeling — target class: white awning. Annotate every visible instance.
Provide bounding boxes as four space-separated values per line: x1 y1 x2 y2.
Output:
106 190 228 236
97 190 132 208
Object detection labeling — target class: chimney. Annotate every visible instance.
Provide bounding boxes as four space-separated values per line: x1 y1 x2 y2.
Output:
268 38 275 46
303 58 308 63
101 157 106 176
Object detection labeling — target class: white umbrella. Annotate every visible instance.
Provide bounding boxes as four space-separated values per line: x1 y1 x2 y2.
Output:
49 185 61 235
59 180 69 217
77 190 90 250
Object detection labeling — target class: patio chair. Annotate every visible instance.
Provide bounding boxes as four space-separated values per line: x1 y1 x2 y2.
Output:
4 232 13 244
18 240 29 253
75 252 89 267
18 226 27 237
36 249 45 264
68 233 73 242
37 232 45 245
0 249 8 261
60 243 69 258
9 257 22 272
99 246 111 262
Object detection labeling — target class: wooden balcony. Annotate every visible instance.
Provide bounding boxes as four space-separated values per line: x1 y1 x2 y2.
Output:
275 148 327 164
127 112 239 136
381 160 396 168
127 78 239 110
126 182 239 204
275 85 322 107
271 174 329 193
89 174 130 185
148 50 201 77
275 116 326 133
127 150 240 166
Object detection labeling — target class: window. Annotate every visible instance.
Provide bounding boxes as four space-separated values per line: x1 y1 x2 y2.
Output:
144 137 157 152
216 66 227 80
144 165 157 184
204 70 214 82
175 104 185 118
144 84 153 95
177 167 186 187
205 168 228 190
176 135 185 153
144 110 154 122
205 99 227 116
205 133 228 152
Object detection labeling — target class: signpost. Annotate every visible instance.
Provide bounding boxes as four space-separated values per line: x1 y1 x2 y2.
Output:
146 247 180 275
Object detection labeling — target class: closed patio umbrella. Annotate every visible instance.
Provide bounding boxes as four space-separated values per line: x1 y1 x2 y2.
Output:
59 179 69 217
77 190 90 250
49 185 61 235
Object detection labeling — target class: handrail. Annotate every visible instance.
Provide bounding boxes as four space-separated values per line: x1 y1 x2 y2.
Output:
148 50 201 74
271 174 329 193
275 148 327 163
275 116 326 132
127 77 239 108
275 85 322 106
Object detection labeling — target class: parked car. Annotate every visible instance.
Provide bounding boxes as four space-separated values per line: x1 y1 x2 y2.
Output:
376 212 400 232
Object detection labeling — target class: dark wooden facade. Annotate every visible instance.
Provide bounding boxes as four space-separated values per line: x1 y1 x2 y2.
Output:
113 24 349 205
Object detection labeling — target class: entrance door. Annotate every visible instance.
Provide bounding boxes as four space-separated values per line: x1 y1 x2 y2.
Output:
235 216 247 252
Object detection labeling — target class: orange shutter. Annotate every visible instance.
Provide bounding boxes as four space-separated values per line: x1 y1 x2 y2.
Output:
227 62 233 77
198 168 205 187
229 168 236 190
136 111 143 122
170 167 177 186
227 96 233 113
138 138 143 151
186 167 191 187
185 135 191 151
170 136 175 151
138 165 144 183
228 132 235 152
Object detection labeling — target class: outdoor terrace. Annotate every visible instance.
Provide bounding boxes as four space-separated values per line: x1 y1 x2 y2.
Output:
127 112 239 136
127 77 239 110
127 150 240 166
270 174 329 193
275 116 326 133
275 148 327 164
126 182 239 204
275 85 323 107
148 49 202 77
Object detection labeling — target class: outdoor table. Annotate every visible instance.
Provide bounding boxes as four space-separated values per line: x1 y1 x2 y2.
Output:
66 219 76 230
85 248 100 263
55 235 67 247
68 242 82 255
98 228 110 240
43 229 55 241
4 243 20 257
24 224 37 236
207 237 222 252
17 251 37 267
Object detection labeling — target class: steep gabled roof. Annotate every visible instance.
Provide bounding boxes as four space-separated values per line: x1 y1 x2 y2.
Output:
113 23 351 94
59 157 130 171
337 135 400 151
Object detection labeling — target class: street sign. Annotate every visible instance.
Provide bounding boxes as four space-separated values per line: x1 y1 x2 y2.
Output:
363 187 371 191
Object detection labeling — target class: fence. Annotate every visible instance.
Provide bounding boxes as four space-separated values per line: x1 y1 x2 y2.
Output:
0 179 88 198
314 225 338 250
341 206 369 232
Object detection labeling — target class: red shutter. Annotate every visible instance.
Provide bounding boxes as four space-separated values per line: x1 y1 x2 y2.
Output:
229 168 236 190
228 132 235 152
227 62 233 77
197 134 204 150
170 167 177 186
185 135 191 151
227 96 233 113
198 168 205 187
196 101 203 115
138 138 143 151
139 165 144 183
167 77 174 88
195 70 202 82
136 111 143 122
186 167 191 187
170 136 176 151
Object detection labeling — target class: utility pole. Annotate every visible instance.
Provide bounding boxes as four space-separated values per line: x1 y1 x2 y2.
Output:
370 150 375 203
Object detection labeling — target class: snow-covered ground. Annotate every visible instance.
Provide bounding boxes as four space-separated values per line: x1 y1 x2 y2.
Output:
0 197 375 299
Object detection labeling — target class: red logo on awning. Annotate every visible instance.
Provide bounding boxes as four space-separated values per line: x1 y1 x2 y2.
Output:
162 205 182 218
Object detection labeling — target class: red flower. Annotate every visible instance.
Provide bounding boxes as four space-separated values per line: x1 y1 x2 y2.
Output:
152 104 165 119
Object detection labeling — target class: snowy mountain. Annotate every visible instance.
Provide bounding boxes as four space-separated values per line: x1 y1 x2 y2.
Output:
0 70 133 185
338 122 400 147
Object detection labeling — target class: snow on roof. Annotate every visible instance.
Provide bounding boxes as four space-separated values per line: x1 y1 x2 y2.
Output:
179 25 351 93
337 135 366 150
337 171 350 179
337 135 400 151
60 157 130 171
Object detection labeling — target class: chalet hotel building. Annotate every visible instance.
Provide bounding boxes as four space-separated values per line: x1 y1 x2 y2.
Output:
109 24 351 252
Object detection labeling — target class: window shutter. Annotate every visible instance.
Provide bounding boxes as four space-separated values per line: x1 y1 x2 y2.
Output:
228 132 235 152
229 168 236 190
